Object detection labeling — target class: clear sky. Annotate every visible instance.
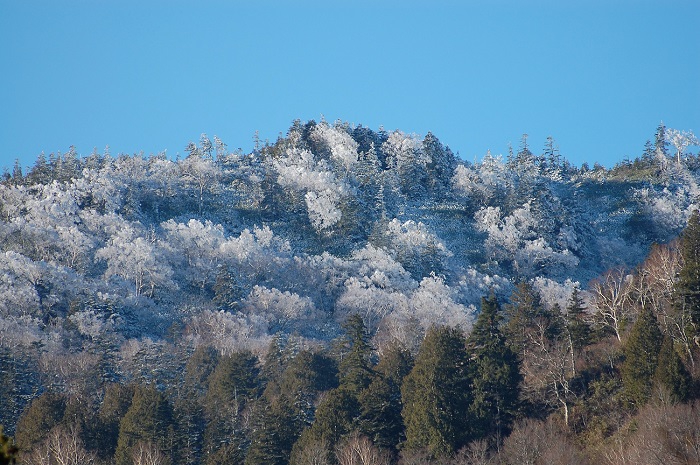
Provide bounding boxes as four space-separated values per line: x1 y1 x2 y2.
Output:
1 0 698 170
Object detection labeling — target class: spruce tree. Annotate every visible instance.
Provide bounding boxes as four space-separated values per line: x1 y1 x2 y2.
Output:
357 342 413 453
114 385 176 465
676 210 700 336
337 314 374 394
655 121 669 157
245 396 299 465
401 325 470 457
622 307 663 407
467 295 522 441
95 383 135 460
14 391 66 452
203 351 261 460
654 336 692 403
565 287 591 376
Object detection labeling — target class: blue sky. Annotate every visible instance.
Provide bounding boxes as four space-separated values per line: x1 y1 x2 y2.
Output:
1 0 698 170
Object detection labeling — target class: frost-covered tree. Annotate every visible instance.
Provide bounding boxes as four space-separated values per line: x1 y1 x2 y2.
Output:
666 128 699 165
96 225 175 297
179 151 220 215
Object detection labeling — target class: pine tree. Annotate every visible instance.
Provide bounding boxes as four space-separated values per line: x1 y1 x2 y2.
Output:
95 383 135 460
337 314 374 394
622 307 663 407
467 295 522 441
14 391 66 452
565 287 591 376
114 385 176 465
654 336 692 403
675 210 700 339
401 325 470 457
203 351 261 459
655 121 669 157
245 396 299 465
304 386 360 449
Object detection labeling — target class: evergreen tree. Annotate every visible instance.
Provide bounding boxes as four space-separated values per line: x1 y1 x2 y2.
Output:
467 294 522 441
203 351 261 459
205 351 262 409
10 160 22 184
337 314 374 394
245 396 299 465
423 132 457 198
642 139 655 164
655 121 669 157
622 307 663 407
401 325 470 457
675 210 700 338
114 385 177 465
302 386 360 449
14 391 66 452
95 383 135 460
26 152 51 185
654 336 692 403
184 346 219 398
356 343 413 454
505 281 551 355
212 266 244 312
277 350 337 430
358 376 404 454
565 287 591 376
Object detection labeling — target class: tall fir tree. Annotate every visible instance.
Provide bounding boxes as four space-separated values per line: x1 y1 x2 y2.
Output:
14 391 66 453
565 287 591 376
114 385 177 465
675 210 700 340
245 396 299 465
655 121 669 157
622 306 663 407
467 294 522 442
401 326 470 457
337 314 374 394
654 335 692 404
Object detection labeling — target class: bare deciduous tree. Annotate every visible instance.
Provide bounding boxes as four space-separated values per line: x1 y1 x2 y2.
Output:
590 268 635 341
335 432 390 465
132 440 169 465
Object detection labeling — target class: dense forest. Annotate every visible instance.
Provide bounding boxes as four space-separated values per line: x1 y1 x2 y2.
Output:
1 120 700 464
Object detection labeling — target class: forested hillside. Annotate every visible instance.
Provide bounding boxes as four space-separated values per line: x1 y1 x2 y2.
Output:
1 120 700 464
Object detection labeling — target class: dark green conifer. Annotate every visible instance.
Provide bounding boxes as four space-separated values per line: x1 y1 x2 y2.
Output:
654 336 692 403
203 351 261 460
114 385 176 465
467 294 522 441
676 210 700 334
565 287 591 376
622 307 663 407
245 396 299 465
14 391 65 452
401 325 470 457
95 383 135 459
337 314 374 394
